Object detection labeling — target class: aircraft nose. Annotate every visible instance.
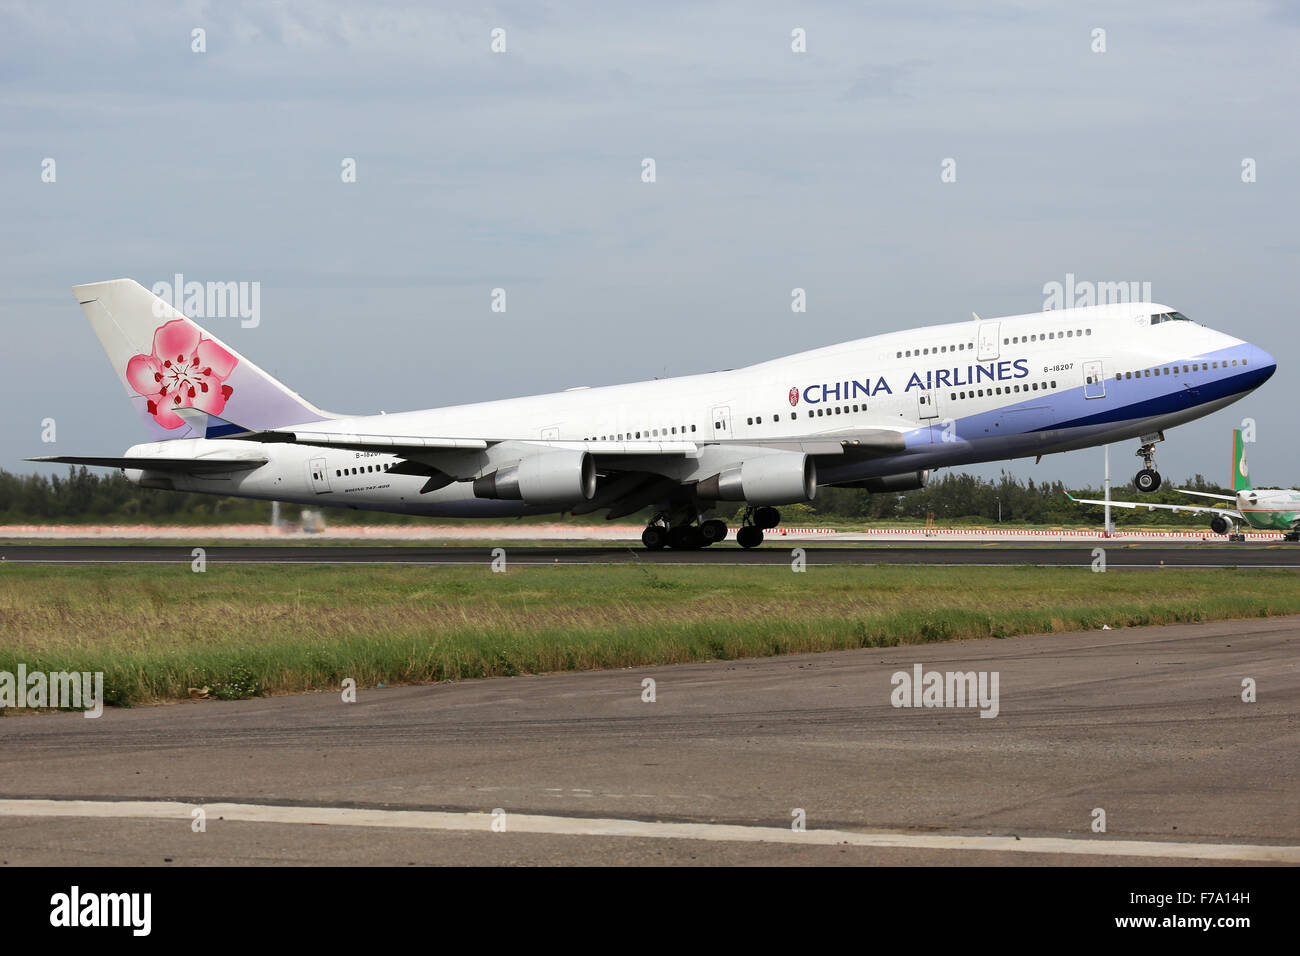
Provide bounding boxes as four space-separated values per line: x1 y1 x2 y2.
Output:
1245 343 1276 388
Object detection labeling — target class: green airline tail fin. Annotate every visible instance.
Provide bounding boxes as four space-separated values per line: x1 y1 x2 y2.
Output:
1232 429 1252 492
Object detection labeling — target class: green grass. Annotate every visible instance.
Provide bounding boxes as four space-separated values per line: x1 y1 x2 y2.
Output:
2 563 1298 708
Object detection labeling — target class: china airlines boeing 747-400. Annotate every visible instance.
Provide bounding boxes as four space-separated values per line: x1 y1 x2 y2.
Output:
31 279 1276 548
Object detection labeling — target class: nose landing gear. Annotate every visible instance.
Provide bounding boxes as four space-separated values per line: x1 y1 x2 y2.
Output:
1133 433 1165 493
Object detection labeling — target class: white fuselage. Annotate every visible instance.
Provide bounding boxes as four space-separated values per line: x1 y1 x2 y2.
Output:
123 302 1276 517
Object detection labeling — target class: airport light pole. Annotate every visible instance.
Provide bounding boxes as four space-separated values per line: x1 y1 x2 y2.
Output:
1103 445 1112 537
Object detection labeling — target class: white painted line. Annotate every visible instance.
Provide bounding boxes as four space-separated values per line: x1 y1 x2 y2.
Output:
4 560 1294 569
1 799 1296 862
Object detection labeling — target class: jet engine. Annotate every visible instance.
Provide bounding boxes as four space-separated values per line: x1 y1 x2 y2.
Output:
696 453 817 505
473 450 597 507
835 470 930 493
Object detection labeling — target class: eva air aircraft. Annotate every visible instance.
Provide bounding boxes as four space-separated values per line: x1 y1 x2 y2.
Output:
1067 429 1300 540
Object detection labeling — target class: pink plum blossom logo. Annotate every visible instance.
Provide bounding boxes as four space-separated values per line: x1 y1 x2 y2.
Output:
126 319 238 429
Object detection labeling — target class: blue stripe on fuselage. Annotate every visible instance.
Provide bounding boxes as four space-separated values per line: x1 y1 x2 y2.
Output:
905 343 1273 448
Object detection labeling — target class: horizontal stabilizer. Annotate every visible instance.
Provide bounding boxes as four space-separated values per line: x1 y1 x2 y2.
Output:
28 455 267 474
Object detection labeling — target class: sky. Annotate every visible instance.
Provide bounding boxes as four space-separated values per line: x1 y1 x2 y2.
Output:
1 0 1297 490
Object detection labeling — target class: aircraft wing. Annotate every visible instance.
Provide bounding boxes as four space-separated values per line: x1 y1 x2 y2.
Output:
28 455 268 473
1172 489 1237 502
1064 492 1242 519
241 427 904 460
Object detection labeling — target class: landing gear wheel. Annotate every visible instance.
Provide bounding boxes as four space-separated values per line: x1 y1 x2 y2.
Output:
1285 531 1300 543
753 506 780 530
736 526 765 549
1134 468 1162 493
700 519 728 544
641 525 667 550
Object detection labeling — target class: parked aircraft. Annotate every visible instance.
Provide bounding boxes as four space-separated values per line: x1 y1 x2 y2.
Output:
1067 428 1299 540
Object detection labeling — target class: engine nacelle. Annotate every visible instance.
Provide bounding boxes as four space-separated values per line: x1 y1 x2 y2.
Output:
472 450 597 507
696 453 817 505
1209 515 1231 535
852 470 930 493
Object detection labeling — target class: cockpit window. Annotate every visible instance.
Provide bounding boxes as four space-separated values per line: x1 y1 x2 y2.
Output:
1151 311 1191 324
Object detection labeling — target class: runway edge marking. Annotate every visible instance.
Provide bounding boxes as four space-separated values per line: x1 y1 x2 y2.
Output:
1 799 1296 862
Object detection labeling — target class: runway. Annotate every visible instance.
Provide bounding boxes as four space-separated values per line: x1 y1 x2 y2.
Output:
3 542 1299 567
1 616 1296 865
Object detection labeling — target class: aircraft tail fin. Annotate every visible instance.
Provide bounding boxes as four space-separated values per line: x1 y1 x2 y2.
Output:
71 279 340 442
1232 428 1252 492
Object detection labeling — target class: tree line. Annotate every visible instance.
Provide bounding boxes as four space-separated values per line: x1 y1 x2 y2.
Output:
0 466 1254 527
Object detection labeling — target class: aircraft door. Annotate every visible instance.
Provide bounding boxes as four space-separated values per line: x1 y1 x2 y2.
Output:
711 405 733 439
309 457 331 494
916 391 939 420
977 322 1000 361
1082 360 1106 399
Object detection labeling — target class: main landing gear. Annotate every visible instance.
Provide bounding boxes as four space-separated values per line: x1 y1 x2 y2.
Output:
640 507 781 549
1133 432 1165 494
641 512 729 551
735 506 781 549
